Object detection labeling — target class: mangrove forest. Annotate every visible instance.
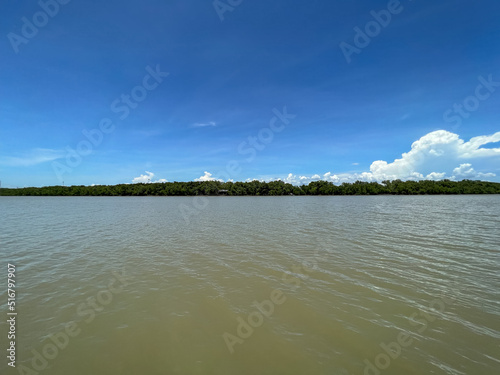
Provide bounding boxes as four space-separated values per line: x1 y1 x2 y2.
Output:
1 179 500 196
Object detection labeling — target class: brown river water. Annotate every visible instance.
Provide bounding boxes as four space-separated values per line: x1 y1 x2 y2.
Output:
0 195 499 374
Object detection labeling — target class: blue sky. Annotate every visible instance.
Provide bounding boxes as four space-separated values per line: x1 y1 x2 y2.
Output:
1 0 499 187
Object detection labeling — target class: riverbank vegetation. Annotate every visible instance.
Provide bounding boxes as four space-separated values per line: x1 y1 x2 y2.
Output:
1 179 500 196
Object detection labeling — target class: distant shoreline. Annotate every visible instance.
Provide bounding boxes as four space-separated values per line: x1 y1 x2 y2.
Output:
1 179 499 196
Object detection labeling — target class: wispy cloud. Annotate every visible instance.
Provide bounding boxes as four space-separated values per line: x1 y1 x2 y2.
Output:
0 148 65 167
399 113 411 121
192 121 216 128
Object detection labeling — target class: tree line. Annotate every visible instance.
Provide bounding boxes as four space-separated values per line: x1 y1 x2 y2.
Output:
1 179 500 196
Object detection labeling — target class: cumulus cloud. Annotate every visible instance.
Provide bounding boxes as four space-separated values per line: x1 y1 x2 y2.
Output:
284 172 359 185
359 130 499 182
425 172 446 180
245 178 266 183
280 130 499 185
459 133 500 158
284 173 315 184
452 164 495 179
186 131 497 186
132 171 167 184
194 171 223 182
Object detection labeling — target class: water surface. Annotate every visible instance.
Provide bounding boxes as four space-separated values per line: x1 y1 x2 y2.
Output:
1 196 499 374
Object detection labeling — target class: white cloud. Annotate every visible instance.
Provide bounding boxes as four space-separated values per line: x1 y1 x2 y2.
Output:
277 130 498 185
452 164 475 177
459 133 500 158
362 130 498 181
132 171 168 184
0 148 65 167
192 121 216 128
182 131 497 186
425 172 446 180
194 171 223 182
132 171 154 183
452 163 495 179
245 178 265 183
284 173 301 184
323 172 340 183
